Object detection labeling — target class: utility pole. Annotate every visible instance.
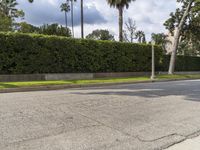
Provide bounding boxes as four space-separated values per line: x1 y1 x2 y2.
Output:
151 40 156 80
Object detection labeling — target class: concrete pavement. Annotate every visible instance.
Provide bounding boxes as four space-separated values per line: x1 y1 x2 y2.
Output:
166 135 200 150
1 80 200 150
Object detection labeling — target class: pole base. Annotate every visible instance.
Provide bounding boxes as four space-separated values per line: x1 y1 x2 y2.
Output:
151 76 155 80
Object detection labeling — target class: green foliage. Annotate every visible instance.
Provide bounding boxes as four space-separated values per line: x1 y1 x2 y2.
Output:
151 33 171 53
107 0 135 9
0 0 24 19
151 33 168 45
60 2 70 13
16 22 39 33
160 55 200 71
86 29 115 41
0 32 199 74
0 11 12 31
136 31 146 43
164 0 200 56
15 22 72 37
0 0 33 33
39 23 71 37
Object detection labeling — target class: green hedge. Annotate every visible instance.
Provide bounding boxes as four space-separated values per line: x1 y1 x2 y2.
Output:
161 55 200 71
0 32 200 74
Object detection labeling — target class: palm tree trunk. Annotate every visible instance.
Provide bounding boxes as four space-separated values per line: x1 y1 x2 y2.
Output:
168 0 193 74
81 0 84 39
118 6 123 42
65 12 68 29
71 0 74 38
65 0 68 29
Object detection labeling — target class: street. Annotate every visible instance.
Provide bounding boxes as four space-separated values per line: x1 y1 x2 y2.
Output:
1 80 200 150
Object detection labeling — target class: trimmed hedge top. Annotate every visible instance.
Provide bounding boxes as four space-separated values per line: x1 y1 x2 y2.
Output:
0 32 200 74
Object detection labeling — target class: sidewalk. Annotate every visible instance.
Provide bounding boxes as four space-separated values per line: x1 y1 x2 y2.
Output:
166 135 200 150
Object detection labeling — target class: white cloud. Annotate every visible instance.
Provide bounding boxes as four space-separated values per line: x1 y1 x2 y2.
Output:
18 0 176 41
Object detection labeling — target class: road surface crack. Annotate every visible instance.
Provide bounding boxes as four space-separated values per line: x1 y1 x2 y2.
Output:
134 133 185 143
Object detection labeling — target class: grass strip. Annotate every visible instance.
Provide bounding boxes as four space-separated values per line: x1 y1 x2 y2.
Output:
0 74 200 89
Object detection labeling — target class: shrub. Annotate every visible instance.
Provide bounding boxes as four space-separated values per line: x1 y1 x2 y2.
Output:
161 55 200 71
0 32 199 74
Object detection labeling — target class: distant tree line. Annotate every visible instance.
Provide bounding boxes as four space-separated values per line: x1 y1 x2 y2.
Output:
16 22 72 37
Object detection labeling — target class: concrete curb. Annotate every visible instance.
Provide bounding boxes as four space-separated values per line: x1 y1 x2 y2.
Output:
0 78 200 94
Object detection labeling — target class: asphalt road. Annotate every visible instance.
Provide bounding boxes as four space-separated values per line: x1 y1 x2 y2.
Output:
1 80 200 150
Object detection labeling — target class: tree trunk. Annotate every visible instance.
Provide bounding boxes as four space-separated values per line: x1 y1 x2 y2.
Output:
118 6 123 42
65 12 67 29
81 0 84 39
131 31 134 43
168 0 193 74
71 0 74 38
65 0 68 29
139 36 142 43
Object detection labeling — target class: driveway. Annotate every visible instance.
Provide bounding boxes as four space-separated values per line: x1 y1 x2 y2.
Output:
1 80 200 150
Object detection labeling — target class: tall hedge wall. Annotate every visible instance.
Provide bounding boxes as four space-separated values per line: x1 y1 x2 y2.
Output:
161 55 200 71
0 32 200 74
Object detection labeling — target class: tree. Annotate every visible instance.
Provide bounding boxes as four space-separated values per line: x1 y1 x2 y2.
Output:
177 38 200 56
151 33 170 52
136 31 146 43
0 0 33 32
107 0 136 42
81 0 84 38
177 9 200 56
86 29 115 41
69 0 76 38
39 23 71 37
0 0 24 18
185 15 200 55
16 22 73 37
16 22 39 33
164 0 199 74
60 1 70 30
123 18 137 42
0 11 12 31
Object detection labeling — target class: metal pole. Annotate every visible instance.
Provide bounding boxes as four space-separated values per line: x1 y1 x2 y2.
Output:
151 42 155 80
81 0 84 39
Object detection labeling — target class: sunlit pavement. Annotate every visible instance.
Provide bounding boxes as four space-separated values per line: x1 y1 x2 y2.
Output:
1 80 200 150
166 135 200 150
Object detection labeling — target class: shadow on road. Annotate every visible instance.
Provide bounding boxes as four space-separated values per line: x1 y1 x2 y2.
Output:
71 80 200 102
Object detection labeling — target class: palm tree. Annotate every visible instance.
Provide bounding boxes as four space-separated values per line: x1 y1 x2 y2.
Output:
0 0 18 17
0 0 33 18
60 1 70 29
107 0 135 42
81 0 84 38
68 0 76 38
136 31 146 43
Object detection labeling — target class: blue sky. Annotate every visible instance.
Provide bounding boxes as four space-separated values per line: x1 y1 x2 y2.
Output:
17 0 176 41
